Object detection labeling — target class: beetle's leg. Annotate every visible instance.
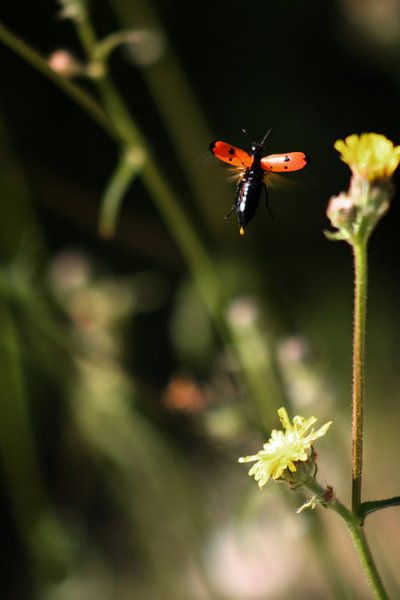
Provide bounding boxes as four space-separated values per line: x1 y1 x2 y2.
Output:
224 205 236 220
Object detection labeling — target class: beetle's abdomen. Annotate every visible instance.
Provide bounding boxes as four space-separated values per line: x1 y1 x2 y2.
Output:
236 170 263 234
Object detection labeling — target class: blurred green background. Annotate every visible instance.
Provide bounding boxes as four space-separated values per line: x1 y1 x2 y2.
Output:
1 0 400 598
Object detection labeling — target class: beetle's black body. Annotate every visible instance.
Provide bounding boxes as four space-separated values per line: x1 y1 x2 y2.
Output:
233 142 266 234
211 128 308 235
223 130 273 235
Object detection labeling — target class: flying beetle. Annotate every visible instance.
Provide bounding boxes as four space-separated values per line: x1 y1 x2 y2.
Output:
209 129 309 235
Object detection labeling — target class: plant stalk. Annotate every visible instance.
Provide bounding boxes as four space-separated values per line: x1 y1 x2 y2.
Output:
307 481 389 599
352 238 368 516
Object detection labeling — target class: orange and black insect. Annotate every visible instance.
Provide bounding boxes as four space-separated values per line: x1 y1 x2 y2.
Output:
209 129 309 235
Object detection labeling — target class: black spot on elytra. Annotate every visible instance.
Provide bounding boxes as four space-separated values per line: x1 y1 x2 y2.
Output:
284 155 290 162
228 147 235 155
229 158 232 161
284 165 288 169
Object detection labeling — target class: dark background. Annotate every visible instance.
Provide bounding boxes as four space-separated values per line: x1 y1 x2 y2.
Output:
1 0 400 598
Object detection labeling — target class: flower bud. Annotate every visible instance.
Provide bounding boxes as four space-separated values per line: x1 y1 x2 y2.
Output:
327 133 400 243
48 50 83 77
326 193 356 236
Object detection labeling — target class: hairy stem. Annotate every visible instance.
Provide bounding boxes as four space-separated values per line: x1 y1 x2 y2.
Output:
307 482 389 599
352 238 368 515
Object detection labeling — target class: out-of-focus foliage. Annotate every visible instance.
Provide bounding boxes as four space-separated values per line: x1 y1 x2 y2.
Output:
1 0 400 598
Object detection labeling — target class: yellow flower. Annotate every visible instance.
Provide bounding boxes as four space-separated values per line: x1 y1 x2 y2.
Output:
238 407 332 489
334 133 400 181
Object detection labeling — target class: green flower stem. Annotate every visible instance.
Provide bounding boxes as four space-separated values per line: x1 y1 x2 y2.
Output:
0 20 117 140
98 148 145 239
332 508 388 600
307 481 389 600
352 237 368 516
93 30 141 61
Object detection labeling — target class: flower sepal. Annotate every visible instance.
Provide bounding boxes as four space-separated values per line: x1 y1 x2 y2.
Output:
279 447 318 490
324 229 349 243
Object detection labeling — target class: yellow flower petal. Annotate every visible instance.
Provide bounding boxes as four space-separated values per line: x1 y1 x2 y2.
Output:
238 408 332 489
334 133 400 181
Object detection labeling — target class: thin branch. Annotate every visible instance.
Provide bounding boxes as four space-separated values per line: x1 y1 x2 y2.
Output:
0 20 118 140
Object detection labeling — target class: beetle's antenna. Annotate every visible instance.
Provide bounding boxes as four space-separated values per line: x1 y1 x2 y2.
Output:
261 128 273 146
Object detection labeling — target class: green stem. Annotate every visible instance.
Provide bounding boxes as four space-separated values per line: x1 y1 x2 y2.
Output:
0 300 46 533
360 496 400 524
307 482 389 599
352 238 368 515
98 148 145 239
0 20 117 140
335 509 389 599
